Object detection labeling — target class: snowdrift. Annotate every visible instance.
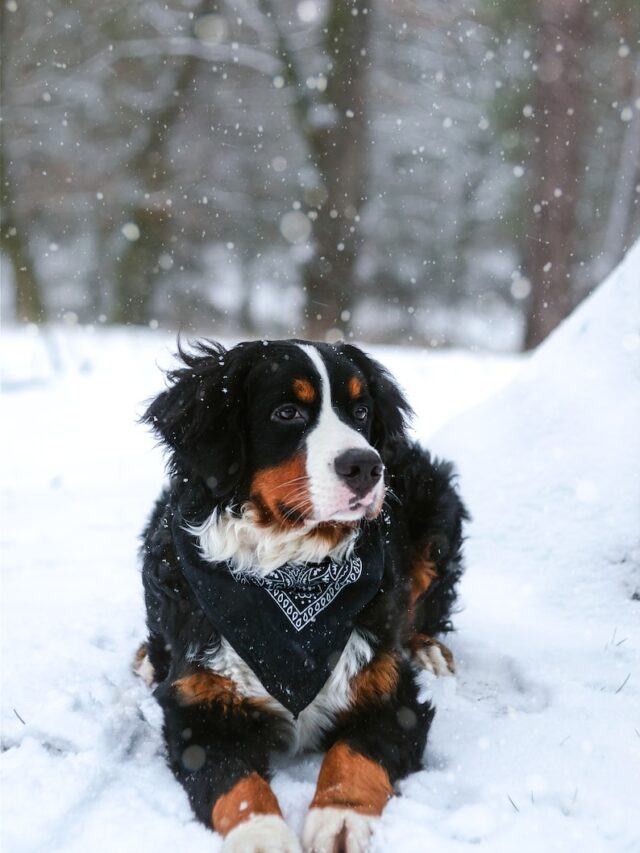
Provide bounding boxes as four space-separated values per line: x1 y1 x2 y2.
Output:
1 242 638 852
394 240 640 852
434 237 640 600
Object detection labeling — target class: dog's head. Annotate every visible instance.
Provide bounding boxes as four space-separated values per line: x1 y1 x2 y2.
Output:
143 339 411 527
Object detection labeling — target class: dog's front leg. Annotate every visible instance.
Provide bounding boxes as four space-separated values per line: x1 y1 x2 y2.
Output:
155 669 300 853
303 657 434 853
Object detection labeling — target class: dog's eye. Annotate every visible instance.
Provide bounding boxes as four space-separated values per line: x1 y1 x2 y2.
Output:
272 404 304 423
353 405 369 422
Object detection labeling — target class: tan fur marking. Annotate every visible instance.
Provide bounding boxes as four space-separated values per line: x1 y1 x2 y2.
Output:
349 652 399 709
174 671 245 712
407 552 438 626
212 773 282 835
409 554 438 608
250 454 312 526
313 522 357 549
310 743 393 815
293 377 316 403
348 376 363 399
174 671 278 719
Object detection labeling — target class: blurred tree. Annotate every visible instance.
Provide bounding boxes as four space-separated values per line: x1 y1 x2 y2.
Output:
300 0 371 339
0 147 46 323
1 0 637 348
524 0 589 349
599 55 640 279
363 0 513 340
0 0 46 322
259 0 371 339
491 0 639 349
110 51 201 324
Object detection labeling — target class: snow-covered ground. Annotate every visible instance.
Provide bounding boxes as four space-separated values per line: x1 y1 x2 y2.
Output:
1 243 639 852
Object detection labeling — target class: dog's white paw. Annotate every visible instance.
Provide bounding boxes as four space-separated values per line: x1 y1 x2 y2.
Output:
302 807 377 853
414 641 455 677
222 814 302 853
132 648 156 687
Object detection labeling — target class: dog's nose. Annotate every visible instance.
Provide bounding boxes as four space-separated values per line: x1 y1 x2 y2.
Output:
334 449 383 498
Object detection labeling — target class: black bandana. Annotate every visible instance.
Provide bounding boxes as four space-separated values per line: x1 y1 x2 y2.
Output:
172 510 385 716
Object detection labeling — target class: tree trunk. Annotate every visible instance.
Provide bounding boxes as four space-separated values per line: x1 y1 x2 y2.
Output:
524 0 588 350
599 56 640 278
110 48 200 324
111 205 176 326
303 0 371 340
0 1 46 323
0 218 46 323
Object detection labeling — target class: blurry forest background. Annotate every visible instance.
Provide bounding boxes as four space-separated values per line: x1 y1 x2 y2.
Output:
1 0 639 350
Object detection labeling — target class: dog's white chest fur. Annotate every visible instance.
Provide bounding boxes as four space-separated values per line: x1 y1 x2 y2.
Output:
204 631 373 751
192 505 358 576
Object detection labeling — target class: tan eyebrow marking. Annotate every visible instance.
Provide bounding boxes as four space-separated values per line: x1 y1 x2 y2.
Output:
348 376 363 399
293 378 316 403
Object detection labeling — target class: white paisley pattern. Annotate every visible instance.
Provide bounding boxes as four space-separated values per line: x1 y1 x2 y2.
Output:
230 555 364 632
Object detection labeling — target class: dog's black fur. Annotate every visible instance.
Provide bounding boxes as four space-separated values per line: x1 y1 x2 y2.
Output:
138 339 467 842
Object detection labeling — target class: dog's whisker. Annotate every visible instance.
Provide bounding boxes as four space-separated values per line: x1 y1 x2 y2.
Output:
383 487 401 506
279 492 311 509
279 483 313 503
276 475 310 490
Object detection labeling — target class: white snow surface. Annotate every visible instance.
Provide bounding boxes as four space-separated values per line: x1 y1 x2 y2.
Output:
2 243 639 852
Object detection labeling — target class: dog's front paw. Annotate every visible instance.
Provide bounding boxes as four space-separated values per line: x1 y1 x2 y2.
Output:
132 644 156 687
222 814 302 853
302 807 376 853
411 635 456 676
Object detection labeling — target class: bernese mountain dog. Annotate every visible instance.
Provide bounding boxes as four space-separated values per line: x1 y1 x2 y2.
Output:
135 339 467 853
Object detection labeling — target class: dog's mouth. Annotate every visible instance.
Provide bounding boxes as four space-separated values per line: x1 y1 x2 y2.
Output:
357 498 384 520
310 489 385 525
348 497 380 518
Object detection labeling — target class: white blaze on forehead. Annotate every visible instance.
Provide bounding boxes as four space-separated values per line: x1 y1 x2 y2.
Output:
297 344 369 449
297 344 375 521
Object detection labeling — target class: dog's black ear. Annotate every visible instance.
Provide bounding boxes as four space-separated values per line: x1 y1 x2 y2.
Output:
339 343 413 454
142 339 258 497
